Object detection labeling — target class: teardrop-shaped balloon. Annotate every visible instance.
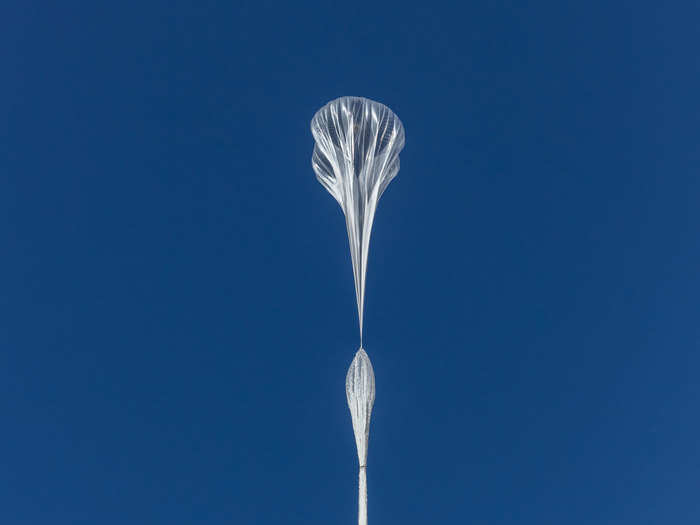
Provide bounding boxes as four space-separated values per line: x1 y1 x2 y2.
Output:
311 97 405 341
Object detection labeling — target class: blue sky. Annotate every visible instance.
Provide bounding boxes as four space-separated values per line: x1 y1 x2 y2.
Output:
2 1 700 524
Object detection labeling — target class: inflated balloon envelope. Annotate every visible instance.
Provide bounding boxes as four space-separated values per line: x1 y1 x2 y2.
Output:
311 96 405 340
311 96 405 525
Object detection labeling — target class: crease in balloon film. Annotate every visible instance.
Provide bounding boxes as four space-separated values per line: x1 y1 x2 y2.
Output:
311 96 405 342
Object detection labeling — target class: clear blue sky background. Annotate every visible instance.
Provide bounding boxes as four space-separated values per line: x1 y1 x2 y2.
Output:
2 2 699 524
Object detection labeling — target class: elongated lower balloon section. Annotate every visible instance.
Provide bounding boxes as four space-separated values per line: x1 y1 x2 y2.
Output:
346 348 375 525
346 348 375 466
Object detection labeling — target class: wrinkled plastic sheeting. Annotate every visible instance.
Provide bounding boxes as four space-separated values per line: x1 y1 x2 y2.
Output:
311 97 405 340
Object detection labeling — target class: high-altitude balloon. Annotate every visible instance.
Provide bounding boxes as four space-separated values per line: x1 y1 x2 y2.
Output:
311 96 405 525
311 96 405 342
